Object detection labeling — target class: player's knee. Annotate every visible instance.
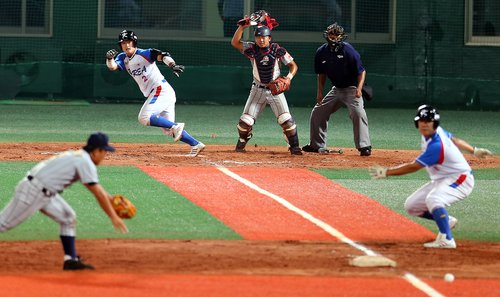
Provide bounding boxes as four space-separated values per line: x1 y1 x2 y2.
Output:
138 114 150 126
277 112 292 125
238 114 254 132
278 113 297 137
404 200 421 216
59 212 76 237
425 195 443 212
239 114 254 128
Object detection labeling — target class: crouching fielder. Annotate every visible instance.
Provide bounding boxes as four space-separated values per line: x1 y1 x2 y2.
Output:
369 105 493 248
0 132 128 270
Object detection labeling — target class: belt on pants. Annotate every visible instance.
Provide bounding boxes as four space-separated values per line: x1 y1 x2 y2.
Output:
27 175 53 196
252 82 269 90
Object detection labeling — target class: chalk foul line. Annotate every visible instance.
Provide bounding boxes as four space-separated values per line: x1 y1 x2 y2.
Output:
215 165 446 297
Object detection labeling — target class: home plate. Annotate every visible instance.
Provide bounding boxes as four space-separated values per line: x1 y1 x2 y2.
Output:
349 255 397 267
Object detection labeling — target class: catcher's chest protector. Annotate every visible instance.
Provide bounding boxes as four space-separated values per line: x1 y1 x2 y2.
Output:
245 43 285 84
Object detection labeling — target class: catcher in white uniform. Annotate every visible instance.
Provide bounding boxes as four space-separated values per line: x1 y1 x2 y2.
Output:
0 132 128 270
231 18 302 155
369 105 493 248
106 30 205 157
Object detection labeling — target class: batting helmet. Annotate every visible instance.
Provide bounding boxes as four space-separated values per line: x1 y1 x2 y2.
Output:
118 30 138 46
414 105 440 129
254 25 271 37
324 23 347 46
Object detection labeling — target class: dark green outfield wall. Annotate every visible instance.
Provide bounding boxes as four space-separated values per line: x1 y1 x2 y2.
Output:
1 0 499 110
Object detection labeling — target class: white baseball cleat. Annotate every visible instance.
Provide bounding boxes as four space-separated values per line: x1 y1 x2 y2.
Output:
423 233 456 249
172 123 185 142
448 216 458 229
187 142 205 157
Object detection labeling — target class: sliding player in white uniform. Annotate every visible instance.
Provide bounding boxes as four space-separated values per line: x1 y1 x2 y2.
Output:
106 30 205 157
0 132 128 270
369 105 493 248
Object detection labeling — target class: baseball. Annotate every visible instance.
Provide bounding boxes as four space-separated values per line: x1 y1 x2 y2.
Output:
444 273 455 282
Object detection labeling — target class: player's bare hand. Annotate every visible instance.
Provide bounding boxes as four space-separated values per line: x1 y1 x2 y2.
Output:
106 49 118 60
171 64 185 77
369 165 387 179
112 217 129 233
473 147 493 158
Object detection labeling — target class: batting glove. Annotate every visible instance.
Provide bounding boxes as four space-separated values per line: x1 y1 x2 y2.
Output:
368 165 387 179
473 147 493 159
106 49 118 60
171 64 185 77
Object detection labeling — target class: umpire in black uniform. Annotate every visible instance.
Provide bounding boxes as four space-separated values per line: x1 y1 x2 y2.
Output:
302 23 372 156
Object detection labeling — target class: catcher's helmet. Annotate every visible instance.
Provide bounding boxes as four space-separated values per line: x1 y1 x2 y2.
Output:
118 30 138 46
414 104 440 129
324 23 347 46
254 25 271 37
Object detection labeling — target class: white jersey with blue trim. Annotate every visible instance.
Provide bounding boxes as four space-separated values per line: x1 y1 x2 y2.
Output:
115 48 166 97
416 126 471 180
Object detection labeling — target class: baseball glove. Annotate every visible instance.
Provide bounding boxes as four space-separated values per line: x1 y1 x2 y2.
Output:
111 195 136 219
267 77 291 96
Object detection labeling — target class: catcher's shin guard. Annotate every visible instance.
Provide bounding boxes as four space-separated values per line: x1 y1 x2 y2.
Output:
235 133 252 152
278 114 301 154
236 117 253 152
287 134 302 155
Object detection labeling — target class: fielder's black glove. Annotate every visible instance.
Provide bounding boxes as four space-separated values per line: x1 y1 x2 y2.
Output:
106 49 118 60
171 64 185 77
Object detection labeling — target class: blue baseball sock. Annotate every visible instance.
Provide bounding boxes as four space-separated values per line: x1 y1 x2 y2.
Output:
431 207 453 240
60 235 77 259
180 130 198 146
149 115 176 128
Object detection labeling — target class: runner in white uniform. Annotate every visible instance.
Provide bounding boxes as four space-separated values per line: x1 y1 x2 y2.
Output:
106 30 205 157
369 105 493 248
0 132 128 270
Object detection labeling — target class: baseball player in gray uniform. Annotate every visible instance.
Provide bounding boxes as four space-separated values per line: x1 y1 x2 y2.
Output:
0 132 128 270
231 22 302 155
302 23 372 156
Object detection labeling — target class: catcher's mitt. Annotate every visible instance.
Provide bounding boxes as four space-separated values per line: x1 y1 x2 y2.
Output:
267 77 291 95
111 195 136 219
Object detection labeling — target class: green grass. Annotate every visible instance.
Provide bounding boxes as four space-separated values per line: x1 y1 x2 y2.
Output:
0 104 498 242
0 162 240 241
0 104 498 152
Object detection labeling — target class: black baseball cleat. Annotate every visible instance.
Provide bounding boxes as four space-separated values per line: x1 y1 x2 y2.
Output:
235 134 252 153
359 146 372 156
63 257 95 271
302 144 319 153
235 139 247 152
290 147 303 155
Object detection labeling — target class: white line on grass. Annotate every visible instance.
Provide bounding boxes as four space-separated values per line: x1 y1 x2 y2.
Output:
215 165 446 297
